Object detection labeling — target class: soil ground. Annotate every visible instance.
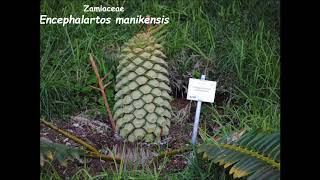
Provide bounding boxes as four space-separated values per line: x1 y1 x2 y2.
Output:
40 98 205 177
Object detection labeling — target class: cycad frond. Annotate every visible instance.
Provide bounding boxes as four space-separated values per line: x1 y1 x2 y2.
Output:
40 138 85 166
198 133 280 179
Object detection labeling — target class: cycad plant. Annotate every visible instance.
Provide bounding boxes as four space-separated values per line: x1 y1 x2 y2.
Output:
198 132 280 179
40 24 280 179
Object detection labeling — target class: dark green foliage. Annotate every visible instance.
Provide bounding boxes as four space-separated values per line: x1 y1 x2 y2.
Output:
40 0 280 132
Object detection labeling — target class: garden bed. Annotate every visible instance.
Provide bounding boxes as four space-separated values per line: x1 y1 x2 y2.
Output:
40 98 199 177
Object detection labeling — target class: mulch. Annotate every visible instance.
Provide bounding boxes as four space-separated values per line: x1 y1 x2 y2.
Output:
40 98 199 177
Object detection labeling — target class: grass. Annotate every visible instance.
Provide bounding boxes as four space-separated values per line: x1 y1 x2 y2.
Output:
40 0 280 178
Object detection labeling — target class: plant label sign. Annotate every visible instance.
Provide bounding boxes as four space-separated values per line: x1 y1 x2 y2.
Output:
187 78 217 103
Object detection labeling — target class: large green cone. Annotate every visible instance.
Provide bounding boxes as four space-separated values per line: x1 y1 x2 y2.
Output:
114 32 172 143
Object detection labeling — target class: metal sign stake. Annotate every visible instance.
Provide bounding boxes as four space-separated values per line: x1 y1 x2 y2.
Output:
191 75 205 145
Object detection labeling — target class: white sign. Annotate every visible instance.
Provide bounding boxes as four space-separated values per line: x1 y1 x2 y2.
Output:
186 78 217 103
